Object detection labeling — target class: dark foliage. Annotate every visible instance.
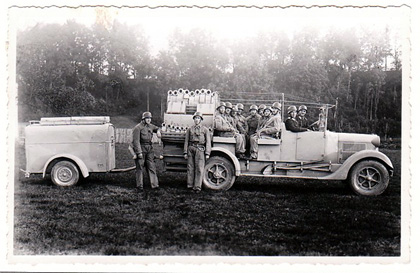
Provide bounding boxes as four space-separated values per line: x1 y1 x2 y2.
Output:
16 21 401 137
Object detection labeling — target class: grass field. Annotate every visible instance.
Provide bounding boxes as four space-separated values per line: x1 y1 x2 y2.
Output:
14 144 401 256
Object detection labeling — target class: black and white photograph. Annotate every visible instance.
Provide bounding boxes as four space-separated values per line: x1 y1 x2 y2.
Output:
1 0 419 272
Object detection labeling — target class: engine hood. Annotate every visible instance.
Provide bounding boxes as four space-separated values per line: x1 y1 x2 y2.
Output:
337 132 380 147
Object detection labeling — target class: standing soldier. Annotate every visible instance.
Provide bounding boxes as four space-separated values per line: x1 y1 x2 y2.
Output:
184 112 211 192
297 105 310 129
132 112 160 191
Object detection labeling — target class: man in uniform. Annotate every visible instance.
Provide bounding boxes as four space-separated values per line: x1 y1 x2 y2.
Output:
184 112 211 192
224 102 234 125
213 102 246 158
235 103 248 136
285 106 310 132
250 106 281 159
132 111 160 190
258 104 266 117
245 104 260 155
230 105 247 159
297 105 310 129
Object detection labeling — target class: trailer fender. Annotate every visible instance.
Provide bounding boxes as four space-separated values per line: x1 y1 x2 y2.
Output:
210 147 241 176
323 150 393 180
42 154 90 178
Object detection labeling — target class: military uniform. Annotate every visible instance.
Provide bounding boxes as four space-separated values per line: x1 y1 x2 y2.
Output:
184 123 211 191
132 120 159 189
285 117 307 132
236 113 248 135
213 112 246 155
297 115 309 129
246 114 260 136
249 112 282 158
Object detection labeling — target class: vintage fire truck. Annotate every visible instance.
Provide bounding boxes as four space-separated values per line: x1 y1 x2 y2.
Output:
160 89 393 196
23 89 393 196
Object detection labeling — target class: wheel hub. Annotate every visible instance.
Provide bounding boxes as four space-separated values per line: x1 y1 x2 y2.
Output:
357 167 381 190
58 167 73 182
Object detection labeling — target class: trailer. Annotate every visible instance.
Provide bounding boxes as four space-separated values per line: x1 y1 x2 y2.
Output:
23 116 133 186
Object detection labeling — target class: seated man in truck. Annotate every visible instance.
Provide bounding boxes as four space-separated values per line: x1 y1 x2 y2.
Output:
249 105 282 159
213 102 246 159
285 106 310 132
297 105 311 129
246 104 260 156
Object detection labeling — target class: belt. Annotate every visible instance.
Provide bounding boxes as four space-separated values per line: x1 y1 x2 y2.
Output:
141 142 152 145
189 142 204 147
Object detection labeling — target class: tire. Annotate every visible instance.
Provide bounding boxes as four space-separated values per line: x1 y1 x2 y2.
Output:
348 160 389 196
202 156 236 191
51 160 80 187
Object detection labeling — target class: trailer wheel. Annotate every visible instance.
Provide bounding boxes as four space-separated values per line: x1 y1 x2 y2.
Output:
203 156 236 191
348 160 389 196
51 160 80 187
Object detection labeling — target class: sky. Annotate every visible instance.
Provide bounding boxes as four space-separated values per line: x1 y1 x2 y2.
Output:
10 5 408 54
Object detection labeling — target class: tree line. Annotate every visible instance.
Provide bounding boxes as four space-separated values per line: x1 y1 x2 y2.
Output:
16 20 401 137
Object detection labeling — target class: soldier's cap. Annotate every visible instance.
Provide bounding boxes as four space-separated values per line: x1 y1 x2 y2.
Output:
142 111 152 119
298 105 308 112
217 102 226 109
249 104 258 111
225 102 233 109
258 104 266 110
287 106 297 113
193 112 203 120
236 103 244 110
272 102 281 110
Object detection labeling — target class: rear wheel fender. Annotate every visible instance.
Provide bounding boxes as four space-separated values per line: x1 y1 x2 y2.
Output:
43 154 89 178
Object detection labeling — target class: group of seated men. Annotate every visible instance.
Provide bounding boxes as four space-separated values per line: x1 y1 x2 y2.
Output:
213 102 312 159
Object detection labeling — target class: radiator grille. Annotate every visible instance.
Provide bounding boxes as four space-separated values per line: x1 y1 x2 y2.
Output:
342 143 366 152
339 143 367 162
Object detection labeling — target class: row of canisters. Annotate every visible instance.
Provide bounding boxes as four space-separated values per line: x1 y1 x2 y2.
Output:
161 123 189 133
167 88 219 104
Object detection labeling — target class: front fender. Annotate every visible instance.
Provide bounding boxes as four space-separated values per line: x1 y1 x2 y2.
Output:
211 147 241 176
42 154 90 178
323 150 393 180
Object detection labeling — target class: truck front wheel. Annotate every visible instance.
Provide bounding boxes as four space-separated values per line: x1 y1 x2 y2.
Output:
203 156 236 191
348 160 389 196
51 160 80 187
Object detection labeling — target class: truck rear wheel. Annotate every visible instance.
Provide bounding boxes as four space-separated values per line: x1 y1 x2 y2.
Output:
51 160 80 187
348 160 389 196
203 156 236 191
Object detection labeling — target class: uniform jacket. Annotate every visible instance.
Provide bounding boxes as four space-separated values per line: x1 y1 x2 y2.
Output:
214 112 234 136
259 113 282 135
246 114 260 135
236 114 248 135
184 124 212 156
132 121 159 155
285 117 307 132
297 115 309 129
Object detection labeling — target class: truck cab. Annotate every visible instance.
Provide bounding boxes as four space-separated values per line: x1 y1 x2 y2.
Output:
161 89 393 196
